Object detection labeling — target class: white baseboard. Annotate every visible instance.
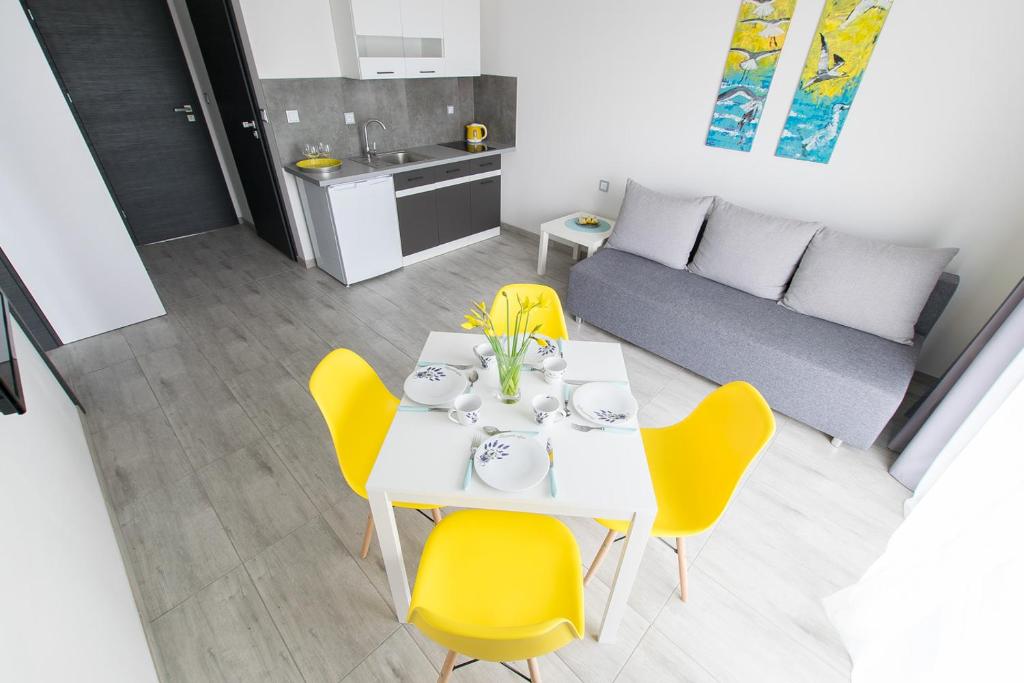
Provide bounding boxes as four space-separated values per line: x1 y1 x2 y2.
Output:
402 227 501 267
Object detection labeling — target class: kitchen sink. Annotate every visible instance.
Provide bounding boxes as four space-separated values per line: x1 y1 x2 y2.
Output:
350 150 431 167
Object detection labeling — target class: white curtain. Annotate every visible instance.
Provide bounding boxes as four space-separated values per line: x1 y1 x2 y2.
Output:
823 352 1024 682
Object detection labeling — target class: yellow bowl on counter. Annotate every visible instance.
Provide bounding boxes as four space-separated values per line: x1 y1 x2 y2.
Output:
297 158 343 171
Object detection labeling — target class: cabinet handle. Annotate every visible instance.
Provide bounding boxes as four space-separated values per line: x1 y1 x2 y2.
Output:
406 175 424 182
419 70 436 74
479 179 496 185
478 161 494 167
445 168 461 174
376 71 395 75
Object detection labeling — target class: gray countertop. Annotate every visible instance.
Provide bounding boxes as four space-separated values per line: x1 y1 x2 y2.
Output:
284 141 514 187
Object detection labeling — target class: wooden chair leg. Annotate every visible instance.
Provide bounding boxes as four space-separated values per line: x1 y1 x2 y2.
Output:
527 657 542 682
438 650 458 683
677 537 688 602
584 529 617 586
431 507 443 524
360 511 374 559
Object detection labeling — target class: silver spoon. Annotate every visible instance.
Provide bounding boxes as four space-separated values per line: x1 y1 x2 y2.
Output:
463 369 479 393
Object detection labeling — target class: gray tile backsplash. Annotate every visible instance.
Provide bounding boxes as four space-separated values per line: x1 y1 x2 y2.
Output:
261 75 515 164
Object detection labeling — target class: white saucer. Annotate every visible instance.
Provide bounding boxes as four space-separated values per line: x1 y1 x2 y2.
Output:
572 382 638 427
403 365 467 406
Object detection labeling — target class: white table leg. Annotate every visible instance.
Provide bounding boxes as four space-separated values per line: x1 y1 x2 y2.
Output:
597 510 655 643
537 231 550 275
368 490 411 622
571 244 580 261
585 243 600 258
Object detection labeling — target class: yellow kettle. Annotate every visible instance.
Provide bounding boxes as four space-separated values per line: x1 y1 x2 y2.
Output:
465 122 488 143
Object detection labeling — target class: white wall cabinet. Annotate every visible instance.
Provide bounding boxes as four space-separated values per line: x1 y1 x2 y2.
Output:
331 0 479 80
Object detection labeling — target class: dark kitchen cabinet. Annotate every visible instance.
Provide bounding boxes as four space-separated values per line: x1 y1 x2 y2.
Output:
396 192 438 256
436 183 473 244
470 176 501 233
394 157 501 256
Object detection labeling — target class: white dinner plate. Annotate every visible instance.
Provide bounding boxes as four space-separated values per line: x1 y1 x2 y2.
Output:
403 365 467 406
474 434 549 492
572 382 638 427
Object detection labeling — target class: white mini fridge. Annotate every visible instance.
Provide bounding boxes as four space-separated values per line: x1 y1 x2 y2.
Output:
311 175 403 285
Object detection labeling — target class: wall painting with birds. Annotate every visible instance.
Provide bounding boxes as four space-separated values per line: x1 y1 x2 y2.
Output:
776 0 894 163
707 0 799 152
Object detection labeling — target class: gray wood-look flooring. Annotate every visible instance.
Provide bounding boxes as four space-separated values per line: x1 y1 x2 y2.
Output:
52 224 916 682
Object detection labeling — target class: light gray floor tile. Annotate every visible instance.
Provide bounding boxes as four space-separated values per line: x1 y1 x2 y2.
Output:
151 566 302 683
265 413 349 512
136 342 220 405
74 358 161 433
162 380 263 469
340 628 437 682
198 440 318 561
121 315 189 356
47 329 134 380
652 567 845 683
119 474 239 620
91 406 193 513
191 319 278 380
225 361 319 435
615 626 718 683
246 517 400 681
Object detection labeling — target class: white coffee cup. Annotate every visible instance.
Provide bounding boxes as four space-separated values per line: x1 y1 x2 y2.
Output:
542 357 567 383
532 394 566 425
448 394 482 426
474 342 495 369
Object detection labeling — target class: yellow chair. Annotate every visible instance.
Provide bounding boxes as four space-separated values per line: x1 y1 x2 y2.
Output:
584 381 775 601
489 284 569 341
309 349 442 559
408 510 584 682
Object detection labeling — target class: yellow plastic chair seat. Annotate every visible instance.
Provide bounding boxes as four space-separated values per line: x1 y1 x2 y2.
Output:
408 510 584 662
309 349 437 511
489 284 569 341
597 381 776 537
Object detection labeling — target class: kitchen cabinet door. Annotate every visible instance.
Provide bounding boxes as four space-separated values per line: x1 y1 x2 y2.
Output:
396 192 438 256
435 182 473 245
470 176 500 234
350 0 403 36
400 0 443 38
443 0 481 76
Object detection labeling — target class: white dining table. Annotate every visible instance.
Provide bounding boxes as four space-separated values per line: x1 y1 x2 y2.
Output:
366 331 657 643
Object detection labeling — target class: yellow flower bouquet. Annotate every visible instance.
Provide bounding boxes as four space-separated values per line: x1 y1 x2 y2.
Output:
462 292 543 404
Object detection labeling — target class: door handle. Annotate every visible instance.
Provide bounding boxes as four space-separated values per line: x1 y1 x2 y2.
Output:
173 104 193 113
241 120 257 129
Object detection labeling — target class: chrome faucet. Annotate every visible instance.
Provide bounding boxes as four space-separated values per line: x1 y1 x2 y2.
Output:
362 119 387 160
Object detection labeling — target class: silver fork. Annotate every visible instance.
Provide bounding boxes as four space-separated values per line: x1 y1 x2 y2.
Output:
570 422 636 434
417 361 474 370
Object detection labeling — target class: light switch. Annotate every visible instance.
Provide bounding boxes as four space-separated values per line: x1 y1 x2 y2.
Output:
598 179 610 192
447 105 455 115
285 109 300 123
344 112 356 125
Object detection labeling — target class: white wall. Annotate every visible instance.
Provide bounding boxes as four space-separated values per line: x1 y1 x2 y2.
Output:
238 0 341 79
0 3 165 343
0 321 158 682
480 0 1024 376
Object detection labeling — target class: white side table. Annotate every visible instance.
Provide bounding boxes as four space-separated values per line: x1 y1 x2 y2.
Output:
537 211 616 275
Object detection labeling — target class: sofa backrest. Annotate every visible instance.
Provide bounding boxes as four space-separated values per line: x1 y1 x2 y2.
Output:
916 272 959 339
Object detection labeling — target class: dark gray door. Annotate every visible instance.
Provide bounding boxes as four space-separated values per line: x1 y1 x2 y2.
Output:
436 183 473 244
470 176 501 234
185 0 295 258
25 0 238 245
397 193 439 256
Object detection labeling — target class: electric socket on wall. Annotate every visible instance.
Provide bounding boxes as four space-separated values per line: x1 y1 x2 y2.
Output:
344 112 356 125
447 105 455 115
285 109 300 124
598 179 610 193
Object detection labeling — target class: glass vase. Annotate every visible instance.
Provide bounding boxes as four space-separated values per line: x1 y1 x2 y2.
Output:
496 354 522 404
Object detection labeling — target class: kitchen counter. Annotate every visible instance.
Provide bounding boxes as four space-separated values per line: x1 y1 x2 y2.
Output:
285 141 514 187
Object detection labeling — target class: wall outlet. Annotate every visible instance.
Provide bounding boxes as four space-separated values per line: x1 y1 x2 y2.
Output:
598 179 610 193
344 112 356 125
447 105 455 115
285 109 300 124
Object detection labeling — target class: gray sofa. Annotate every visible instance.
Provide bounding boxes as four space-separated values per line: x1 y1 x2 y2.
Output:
566 247 959 448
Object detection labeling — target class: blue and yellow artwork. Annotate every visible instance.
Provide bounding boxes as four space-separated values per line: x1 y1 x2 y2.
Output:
707 0 799 152
776 0 894 163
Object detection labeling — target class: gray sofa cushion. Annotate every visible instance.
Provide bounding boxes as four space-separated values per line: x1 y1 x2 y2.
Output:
689 199 822 300
605 179 713 270
782 229 958 344
568 248 924 448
